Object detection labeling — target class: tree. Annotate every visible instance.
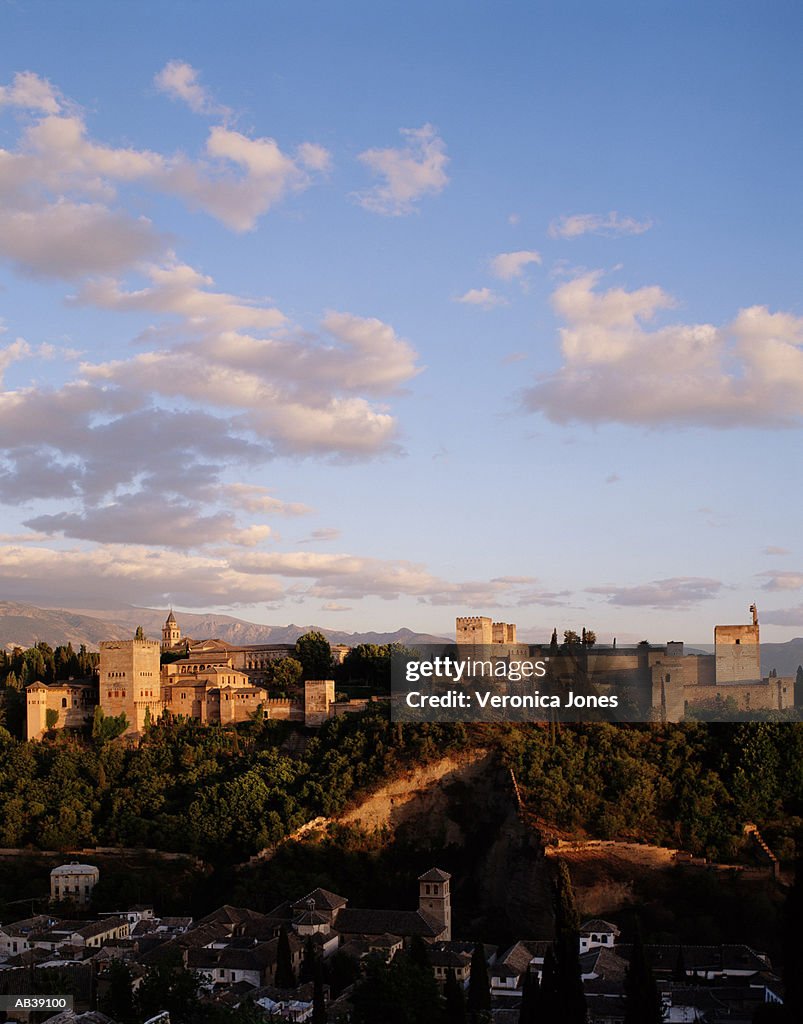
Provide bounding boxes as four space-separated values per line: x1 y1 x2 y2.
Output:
275 925 296 988
271 657 304 693
327 948 360 997
341 643 393 689
554 860 586 1024
518 968 539 1024
623 925 663 1024
100 958 136 1024
92 706 129 744
311 956 327 1024
782 853 803 1023
537 947 559 1021
45 708 59 730
582 629 597 647
295 631 332 680
301 935 317 984
563 630 580 646
351 955 441 1024
467 943 491 1023
444 968 467 1024
795 665 803 707
136 956 202 1024
408 933 430 972
135 626 145 640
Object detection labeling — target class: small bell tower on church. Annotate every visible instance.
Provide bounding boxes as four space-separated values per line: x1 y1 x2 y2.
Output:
418 868 451 939
162 610 181 652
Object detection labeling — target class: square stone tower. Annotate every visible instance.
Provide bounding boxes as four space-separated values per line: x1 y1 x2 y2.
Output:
715 605 761 683
99 639 163 734
304 679 335 726
418 867 451 940
456 617 494 644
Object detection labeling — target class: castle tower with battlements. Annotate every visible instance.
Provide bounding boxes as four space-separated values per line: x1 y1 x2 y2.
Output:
456 616 517 644
99 638 164 734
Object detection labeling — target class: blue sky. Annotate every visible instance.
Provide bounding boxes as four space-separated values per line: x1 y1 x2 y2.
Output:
1 0 802 641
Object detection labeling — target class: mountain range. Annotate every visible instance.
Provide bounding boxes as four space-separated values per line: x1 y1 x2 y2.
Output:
2 602 802 676
0 602 449 651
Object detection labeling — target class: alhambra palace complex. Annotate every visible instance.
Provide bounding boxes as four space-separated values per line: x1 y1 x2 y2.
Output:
455 605 794 720
25 606 794 740
26 613 365 741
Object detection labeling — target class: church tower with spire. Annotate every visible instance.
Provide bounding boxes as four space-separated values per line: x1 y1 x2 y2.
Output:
162 610 181 652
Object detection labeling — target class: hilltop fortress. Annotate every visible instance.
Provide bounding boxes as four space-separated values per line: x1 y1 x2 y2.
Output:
455 606 793 721
27 613 365 740
25 606 795 738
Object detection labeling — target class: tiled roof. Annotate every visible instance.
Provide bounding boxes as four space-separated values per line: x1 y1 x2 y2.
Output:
616 943 770 974
418 868 451 883
580 919 620 935
334 907 444 938
292 888 348 912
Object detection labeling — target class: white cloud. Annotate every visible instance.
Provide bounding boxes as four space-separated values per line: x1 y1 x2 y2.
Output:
490 250 542 280
226 484 312 517
588 577 723 609
455 287 506 310
763 546 790 556
0 201 162 279
0 75 329 235
354 124 449 215
0 339 31 384
0 542 287 607
548 211 653 239
758 571 803 592
523 271 803 428
0 540 553 611
0 71 61 114
299 528 341 544
76 268 420 458
229 550 551 607
23 492 266 549
761 605 803 627
154 60 228 117
75 261 287 330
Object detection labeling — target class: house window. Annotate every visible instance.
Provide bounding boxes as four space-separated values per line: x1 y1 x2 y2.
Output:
62 698 67 708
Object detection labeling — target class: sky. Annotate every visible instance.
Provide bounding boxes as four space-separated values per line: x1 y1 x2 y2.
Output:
0 0 802 642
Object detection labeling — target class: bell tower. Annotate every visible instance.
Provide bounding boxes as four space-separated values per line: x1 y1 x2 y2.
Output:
418 868 451 939
162 610 181 652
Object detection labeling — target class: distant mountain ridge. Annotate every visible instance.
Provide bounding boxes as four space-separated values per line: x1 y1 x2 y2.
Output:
0 602 450 651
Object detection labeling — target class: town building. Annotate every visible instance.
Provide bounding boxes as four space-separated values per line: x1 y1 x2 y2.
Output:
50 863 100 906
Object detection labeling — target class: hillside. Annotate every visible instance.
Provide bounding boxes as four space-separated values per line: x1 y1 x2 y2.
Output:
0 601 449 651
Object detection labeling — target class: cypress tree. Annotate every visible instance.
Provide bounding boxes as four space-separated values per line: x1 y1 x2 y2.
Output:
275 925 296 989
301 935 317 984
782 853 803 1023
624 926 663 1024
444 968 467 1024
537 947 560 1021
467 942 491 1023
408 933 430 972
518 968 539 1024
554 861 586 1023
311 957 327 1024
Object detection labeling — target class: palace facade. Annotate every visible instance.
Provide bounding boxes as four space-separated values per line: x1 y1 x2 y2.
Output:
27 613 364 740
